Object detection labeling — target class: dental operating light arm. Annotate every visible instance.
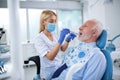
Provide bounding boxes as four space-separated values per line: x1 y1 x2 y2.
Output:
106 34 120 53
111 34 120 42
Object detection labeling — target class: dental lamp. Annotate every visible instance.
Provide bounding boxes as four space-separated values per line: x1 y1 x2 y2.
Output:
106 34 120 53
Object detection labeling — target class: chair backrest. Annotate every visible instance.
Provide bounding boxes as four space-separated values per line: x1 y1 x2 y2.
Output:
96 30 113 80
24 56 41 80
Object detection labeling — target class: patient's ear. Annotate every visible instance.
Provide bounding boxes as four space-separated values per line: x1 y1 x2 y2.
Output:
92 29 98 37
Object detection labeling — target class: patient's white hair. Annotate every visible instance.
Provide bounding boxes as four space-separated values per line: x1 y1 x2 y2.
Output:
92 19 104 38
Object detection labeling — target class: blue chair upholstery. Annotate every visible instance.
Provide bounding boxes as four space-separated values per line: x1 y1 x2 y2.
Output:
96 30 113 80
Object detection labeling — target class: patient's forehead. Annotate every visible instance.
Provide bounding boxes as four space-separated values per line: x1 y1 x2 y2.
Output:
84 20 97 28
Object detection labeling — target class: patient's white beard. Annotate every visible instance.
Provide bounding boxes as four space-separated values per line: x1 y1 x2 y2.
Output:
78 34 92 42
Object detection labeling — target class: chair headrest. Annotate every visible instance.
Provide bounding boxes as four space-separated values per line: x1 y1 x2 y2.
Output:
96 30 107 49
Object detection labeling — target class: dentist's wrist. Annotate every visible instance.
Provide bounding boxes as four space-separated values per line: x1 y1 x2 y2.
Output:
65 39 70 43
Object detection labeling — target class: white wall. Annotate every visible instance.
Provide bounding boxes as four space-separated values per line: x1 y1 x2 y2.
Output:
83 0 106 25
83 0 120 48
105 0 120 48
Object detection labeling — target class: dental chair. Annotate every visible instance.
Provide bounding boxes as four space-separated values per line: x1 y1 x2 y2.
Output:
65 30 113 80
24 56 41 80
96 30 113 80
24 30 113 80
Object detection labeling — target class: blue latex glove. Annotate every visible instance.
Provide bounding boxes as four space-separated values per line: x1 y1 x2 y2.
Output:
58 28 70 44
66 32 76 42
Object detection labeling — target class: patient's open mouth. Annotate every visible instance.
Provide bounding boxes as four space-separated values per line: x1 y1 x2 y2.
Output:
80 32 82 35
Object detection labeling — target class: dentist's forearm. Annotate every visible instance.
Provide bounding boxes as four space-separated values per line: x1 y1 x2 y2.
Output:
61 41 69 52
45 43 61 60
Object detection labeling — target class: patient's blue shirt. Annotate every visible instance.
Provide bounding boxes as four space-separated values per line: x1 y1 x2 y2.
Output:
52 42 106 80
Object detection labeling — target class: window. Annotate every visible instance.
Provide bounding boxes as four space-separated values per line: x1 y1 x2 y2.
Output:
0 8 9 30
0 8 9 44
57 10 82 34
27 9 82 42
0 8 82 43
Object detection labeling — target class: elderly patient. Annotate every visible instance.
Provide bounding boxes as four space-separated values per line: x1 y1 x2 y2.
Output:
51 19 106 80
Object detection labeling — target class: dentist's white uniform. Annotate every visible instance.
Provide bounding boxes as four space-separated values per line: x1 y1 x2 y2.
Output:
34 32 62 80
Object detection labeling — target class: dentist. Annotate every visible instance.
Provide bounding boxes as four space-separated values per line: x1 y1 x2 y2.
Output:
34 10 76 80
